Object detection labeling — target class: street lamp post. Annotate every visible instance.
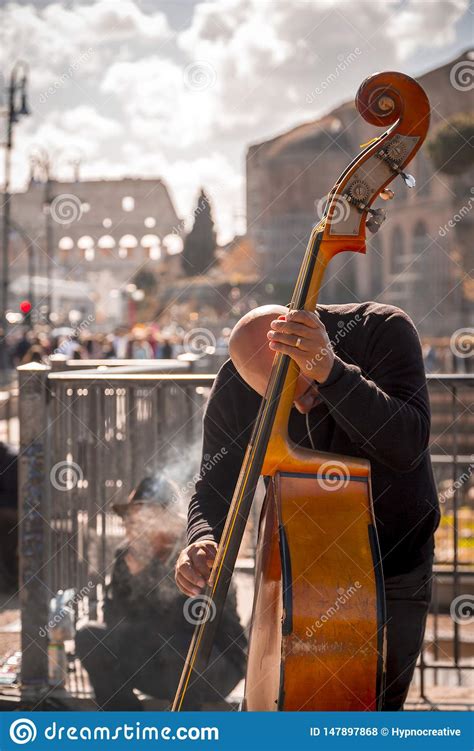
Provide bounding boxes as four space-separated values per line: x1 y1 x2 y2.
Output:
0 61 30 375
30 148 84 325
29 148 53 323
9 218 36 325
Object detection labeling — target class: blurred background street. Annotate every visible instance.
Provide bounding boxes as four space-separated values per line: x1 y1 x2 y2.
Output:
0 0 472 712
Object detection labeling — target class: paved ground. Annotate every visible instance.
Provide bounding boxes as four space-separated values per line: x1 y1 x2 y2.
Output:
0 584 472 711
0 592 20 658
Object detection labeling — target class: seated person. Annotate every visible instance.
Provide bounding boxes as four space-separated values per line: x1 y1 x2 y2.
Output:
76 475 247 710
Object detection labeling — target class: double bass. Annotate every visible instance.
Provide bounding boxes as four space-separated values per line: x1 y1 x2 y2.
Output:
173 71 430 711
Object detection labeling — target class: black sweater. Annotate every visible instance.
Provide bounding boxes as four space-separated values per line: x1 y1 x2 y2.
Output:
187 302 440 578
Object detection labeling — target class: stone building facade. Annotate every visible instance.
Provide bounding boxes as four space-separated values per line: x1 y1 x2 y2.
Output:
246 51 473 336
8 176 182 325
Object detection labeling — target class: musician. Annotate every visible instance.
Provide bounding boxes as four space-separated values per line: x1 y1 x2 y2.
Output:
175 302 440 711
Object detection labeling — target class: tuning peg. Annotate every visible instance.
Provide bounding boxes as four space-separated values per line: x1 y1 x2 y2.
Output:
366 216 382 234
366 207 386 234
379 188 394 200
401 172 416 188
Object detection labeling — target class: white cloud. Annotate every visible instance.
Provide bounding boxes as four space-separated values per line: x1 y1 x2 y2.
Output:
101 56 219 148
71 0 171 41
0 1 171 94
1 0 469 240
164 152 245 242
386 0 469 57
26 106 122 153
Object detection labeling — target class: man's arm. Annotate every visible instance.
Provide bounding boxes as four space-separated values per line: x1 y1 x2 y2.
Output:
176 362 257 596
317 309 430 471
187 362 256 544
269 307 430 472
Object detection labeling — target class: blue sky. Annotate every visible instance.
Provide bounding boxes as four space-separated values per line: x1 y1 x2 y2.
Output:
0 0 472 240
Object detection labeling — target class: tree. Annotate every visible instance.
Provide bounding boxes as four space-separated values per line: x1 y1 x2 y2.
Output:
181 189 217 276
426 113 474 312
426 113 474 176
133 269 157 294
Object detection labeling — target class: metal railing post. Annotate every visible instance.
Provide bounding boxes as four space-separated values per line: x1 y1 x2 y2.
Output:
18 362 51 697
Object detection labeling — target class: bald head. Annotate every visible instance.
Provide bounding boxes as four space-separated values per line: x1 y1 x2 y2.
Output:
229 305 320 414
229 305 288 396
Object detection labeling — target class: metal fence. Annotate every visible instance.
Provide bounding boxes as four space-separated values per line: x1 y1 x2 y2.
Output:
16 365 473 704
17 360 215 700
417 375 473 704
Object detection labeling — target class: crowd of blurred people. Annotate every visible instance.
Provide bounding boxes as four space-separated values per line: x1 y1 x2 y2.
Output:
3 326 195 369
422 340 473 374
2 324 471 374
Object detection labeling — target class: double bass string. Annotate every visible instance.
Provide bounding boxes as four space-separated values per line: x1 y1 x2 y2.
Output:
173 225 327 710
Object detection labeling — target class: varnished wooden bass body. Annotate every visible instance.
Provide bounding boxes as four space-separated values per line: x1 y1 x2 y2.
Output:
245 465 383 711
